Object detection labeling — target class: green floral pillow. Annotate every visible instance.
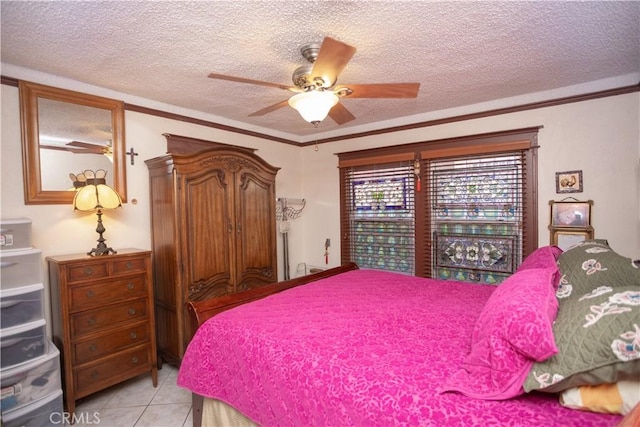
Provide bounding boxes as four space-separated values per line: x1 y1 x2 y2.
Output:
523 240 640 393
555 240 640 297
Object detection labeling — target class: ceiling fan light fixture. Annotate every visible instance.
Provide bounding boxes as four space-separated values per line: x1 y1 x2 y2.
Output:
288 90 339 124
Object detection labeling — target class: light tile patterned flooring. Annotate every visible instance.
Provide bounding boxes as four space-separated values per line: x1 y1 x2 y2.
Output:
73 364 193 427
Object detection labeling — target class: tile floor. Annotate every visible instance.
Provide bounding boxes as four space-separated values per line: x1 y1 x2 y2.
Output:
73 364 193 427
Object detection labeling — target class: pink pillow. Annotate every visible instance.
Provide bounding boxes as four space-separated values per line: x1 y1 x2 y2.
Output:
441 267 560 400
517 245 562 273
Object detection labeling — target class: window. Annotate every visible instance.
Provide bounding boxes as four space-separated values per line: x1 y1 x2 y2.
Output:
341 162 415 274
338 128 539 282
425 153 525 284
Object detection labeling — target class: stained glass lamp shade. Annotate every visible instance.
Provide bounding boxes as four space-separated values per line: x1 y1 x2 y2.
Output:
73 177 122 256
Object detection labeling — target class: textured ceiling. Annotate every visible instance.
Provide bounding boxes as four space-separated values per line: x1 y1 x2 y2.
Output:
1 1 639 143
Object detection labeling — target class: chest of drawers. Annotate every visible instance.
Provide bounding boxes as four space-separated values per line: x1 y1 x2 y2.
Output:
47 249 157 416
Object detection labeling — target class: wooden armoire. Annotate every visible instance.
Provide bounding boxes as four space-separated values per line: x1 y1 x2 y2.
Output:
146 135 279 366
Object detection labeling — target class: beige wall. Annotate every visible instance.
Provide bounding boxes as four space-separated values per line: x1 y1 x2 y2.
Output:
2 77 639 332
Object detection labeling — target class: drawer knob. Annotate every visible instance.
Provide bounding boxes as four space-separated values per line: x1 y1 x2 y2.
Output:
131 356 139 364
91 371 99 379
83 267 94 276
127 282 135 290
86 290 95 298
89 343 97 352
126 261 133 270
128 308 136 316
88 316 96 326
130 331 138 340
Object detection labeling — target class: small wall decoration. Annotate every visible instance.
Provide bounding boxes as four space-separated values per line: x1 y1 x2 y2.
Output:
551 228 594 251
550 200 592 228
548 199 594 251
555 170 583 193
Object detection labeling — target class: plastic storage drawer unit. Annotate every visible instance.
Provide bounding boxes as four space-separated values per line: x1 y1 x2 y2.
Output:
1 319 47 369
0 218 32 251
0 283 45 329
0 248 43 290
1 341 61 414
1 389 63 427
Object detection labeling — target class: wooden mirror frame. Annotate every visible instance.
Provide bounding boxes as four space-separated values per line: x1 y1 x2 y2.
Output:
19 80 127 204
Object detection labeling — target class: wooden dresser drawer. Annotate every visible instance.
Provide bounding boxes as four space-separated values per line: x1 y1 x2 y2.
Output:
74 345 151 396
69 276 147 311
71 298 149 337
112 257 147 276
67 262 109 283
73 321 150 364
65 255 148 284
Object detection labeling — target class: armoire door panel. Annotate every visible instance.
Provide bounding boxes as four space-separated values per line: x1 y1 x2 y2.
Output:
183 172 233 294
235 171 277 289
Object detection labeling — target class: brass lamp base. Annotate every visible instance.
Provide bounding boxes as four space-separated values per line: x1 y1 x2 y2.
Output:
87 244 117 257
88 209 118 257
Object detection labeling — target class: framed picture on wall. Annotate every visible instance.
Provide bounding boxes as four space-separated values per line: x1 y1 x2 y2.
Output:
550 200 593 228
555 170 583 193
551 228 594 251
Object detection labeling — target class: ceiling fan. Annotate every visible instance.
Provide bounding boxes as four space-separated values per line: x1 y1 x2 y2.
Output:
208 37 421 126
40 140 113 156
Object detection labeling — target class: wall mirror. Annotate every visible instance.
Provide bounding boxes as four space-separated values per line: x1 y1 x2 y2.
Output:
19 80 127 204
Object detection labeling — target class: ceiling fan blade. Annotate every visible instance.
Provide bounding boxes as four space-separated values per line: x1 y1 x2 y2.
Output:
67 140 111 154
67 140 102 149
311 37 356 87
328 102 356 125
248 99 290 117
40 144 71 152
208 73 297 91
75 148 104 154
41 144 101 154
335 83 420 98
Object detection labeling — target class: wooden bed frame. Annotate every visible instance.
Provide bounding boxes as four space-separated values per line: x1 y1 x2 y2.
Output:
185 263 359 427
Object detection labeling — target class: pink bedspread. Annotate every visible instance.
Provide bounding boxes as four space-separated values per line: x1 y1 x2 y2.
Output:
178 269 622 426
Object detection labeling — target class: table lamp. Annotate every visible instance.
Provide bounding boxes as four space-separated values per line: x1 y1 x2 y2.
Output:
72 170 122 256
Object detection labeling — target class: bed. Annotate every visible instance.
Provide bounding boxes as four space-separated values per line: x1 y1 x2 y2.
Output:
177 242 640 426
